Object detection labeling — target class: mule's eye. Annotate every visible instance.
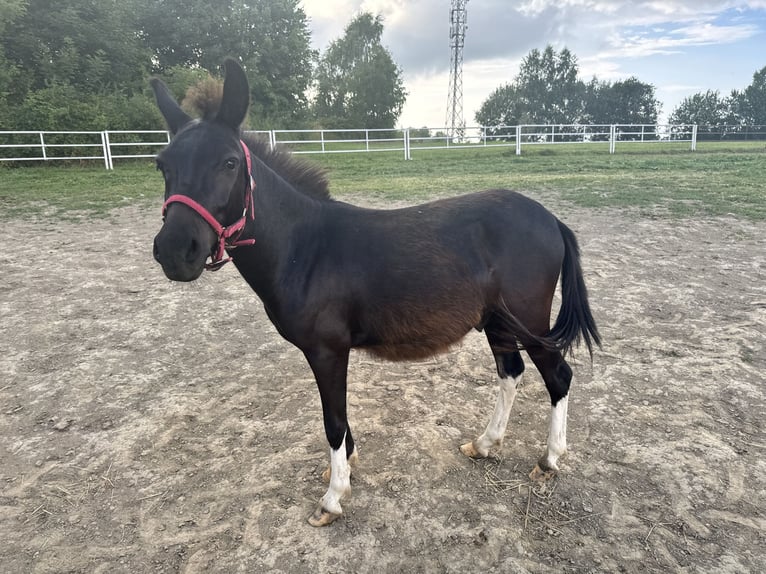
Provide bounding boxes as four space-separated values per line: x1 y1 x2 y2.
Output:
225 158 237 170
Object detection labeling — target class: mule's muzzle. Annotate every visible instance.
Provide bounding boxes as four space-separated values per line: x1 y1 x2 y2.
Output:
153 229 210 282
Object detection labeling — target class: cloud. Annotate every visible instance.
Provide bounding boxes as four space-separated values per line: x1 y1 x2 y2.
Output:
300 0 766 126
304 0 763 76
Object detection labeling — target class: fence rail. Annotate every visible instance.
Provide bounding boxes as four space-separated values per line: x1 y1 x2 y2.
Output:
1 124 764 169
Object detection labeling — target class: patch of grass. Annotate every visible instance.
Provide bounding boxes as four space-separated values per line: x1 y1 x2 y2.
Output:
1 141 764 220
553 148 766 218
311 143 766 219
0 163 159 220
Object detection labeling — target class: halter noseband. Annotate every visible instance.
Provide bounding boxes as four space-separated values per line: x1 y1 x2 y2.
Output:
161 140 256 271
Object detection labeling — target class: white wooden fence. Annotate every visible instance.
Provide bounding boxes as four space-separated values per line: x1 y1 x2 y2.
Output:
0 124 727 169
0 130 170 169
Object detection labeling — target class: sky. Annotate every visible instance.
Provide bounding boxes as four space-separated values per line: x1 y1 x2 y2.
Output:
299 0 766 128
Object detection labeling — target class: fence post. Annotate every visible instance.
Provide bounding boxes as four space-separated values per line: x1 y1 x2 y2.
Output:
321 130 326 153
515 125 522 155
269 130 276 150
691 125 698 151
609 125 616 154
39 132 47 161
102 131 112 170
366 129 370 152
403 128 411 160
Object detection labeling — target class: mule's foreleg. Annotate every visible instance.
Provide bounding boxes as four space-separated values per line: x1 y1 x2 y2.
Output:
321 447 358 483
309 433 352 526
304 347 355 527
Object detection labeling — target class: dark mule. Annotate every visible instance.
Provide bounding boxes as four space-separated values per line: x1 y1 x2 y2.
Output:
151 59 601 526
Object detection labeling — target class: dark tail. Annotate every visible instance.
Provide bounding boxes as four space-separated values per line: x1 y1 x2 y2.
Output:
548 220 602 357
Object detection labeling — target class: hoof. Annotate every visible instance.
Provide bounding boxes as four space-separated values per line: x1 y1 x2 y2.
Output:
529 463 557 482
308 506 342 527
459 441 487 459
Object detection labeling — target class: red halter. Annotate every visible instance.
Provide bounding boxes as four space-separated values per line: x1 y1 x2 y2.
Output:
161 140 256 271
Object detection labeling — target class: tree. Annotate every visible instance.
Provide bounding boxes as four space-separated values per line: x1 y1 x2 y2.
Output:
476 46 665 134
313 13 406 129
584 77 661 126
514 45 585 125
667 66 766 141
734 65 766 125
668 90 732 126
3 0 151 96
475 45 585 129
0 0 315 130
137 0 315 128
0 0 25 126
474 84 525 140
668 90 744 140
0 0 156 130
408 126 432 139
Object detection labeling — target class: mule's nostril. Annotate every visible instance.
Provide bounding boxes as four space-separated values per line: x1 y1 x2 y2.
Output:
153 238 161 263
185 238 200 263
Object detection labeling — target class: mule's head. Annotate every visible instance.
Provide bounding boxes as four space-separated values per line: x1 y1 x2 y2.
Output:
151 59 251 281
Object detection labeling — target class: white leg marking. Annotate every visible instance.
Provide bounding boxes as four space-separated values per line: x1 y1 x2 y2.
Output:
541 394 569 471
473 374 521 456
320 434 351 515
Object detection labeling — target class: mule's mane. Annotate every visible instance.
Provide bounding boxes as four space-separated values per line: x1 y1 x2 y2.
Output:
242 135 332 202
181 77 223 121
182 78 331 201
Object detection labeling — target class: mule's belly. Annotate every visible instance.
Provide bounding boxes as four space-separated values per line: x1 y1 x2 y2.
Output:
352 304 482 361
359 339 459 361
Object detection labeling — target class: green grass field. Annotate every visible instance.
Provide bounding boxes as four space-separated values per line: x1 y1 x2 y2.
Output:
1 141 764 220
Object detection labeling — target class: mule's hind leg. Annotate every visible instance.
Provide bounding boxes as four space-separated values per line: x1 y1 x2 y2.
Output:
460 338 525 459
525 346 572 480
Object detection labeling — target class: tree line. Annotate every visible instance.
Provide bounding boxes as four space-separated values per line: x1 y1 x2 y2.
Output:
475 46 662 130
0 1 763 134
475 45 766 136
668 67 766 138
0 1 404 132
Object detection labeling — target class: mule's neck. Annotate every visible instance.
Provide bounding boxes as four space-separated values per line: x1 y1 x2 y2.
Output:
230 155 326 297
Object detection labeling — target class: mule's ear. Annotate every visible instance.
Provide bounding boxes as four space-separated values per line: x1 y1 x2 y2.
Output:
216 58 250 130
150 78 193 135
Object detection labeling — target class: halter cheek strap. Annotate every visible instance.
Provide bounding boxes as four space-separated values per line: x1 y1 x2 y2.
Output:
161 140 256 271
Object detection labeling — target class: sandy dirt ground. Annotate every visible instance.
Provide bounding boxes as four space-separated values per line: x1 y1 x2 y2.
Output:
1 193 764 573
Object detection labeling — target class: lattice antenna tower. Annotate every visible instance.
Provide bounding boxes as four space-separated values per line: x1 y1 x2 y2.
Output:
446 0 468 140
